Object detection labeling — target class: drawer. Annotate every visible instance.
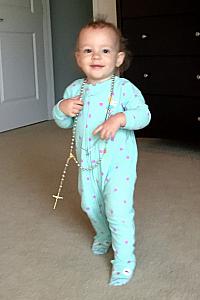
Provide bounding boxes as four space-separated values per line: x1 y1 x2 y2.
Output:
125 57 200 97
122 15 200 56
119 0 198 18
137 95 200 138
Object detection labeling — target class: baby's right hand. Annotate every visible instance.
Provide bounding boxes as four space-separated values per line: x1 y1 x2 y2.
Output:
59 96 83 117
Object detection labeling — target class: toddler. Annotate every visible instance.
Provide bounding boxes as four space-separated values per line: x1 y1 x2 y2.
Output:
52 19 151 286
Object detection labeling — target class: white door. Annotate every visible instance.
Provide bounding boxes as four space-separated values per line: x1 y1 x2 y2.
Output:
0 0 50 132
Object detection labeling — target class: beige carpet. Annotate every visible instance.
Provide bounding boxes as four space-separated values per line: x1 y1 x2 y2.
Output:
0 121 200 300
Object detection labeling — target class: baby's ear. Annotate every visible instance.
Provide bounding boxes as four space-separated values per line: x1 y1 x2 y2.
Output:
75 51 81 67
116 52 125 67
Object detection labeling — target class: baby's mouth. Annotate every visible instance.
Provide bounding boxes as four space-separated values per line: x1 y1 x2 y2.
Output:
90 64 104 69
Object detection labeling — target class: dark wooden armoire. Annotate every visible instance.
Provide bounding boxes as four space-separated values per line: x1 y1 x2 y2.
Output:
117 0 200 138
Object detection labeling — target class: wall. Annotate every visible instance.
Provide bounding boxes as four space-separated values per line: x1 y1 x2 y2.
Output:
49 0 93 102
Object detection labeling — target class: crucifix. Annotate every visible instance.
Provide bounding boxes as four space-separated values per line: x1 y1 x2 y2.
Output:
52 194 63 210
52 152 78 210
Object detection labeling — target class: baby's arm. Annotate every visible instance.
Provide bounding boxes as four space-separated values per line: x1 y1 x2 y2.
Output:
121 82 151 131
59 96 83 117
93 113 126 140
52 96 83 129
93 80 151 139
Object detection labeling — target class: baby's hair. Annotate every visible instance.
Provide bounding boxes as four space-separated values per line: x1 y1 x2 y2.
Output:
76 17 132 74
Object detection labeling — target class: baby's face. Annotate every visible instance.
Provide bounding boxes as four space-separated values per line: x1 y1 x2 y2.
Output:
75 27 125 84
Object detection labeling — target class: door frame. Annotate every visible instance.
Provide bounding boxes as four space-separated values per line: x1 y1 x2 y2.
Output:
92 0 117 24
42 0 55 119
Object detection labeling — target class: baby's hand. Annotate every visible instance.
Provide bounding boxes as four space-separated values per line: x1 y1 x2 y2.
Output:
93 113 126 140
59 96 83 117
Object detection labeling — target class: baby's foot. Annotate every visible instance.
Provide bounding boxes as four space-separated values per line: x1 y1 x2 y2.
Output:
109 260 136 286
92 239 111 255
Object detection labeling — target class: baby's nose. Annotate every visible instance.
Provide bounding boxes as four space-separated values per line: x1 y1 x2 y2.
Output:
92 51 101 58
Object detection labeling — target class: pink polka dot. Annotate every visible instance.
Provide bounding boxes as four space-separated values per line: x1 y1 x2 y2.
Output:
101 172 104 176
99 102 103 106
87 101 90 105
125 240 129 244
120 147 124 151
126 177 130 181
89 114 91 118
89 137 92 141
92 160 96 164
93 195 96 199
126 156 130 159
123 93 126 96
86 177 89 181
86 124 88 128
114 188 118 192
99 149 106 154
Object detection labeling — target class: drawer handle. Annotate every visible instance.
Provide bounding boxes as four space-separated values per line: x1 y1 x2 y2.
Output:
197 74 200 80
195 32 200 37
141 34 148 39
0 18 4 22
143 73 149 78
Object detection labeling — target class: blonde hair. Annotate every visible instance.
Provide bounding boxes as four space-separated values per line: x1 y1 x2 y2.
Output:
76 18 132 74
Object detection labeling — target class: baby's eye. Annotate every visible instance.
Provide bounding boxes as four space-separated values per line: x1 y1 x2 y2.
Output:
83 48 92 54
102 49 110 54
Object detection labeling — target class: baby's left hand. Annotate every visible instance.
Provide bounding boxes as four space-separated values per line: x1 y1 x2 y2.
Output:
93 113 126 140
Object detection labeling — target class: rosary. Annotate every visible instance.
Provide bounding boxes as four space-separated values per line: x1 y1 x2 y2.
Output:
52 75 116 209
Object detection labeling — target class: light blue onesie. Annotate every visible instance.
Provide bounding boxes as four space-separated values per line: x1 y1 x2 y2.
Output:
53 76 151 285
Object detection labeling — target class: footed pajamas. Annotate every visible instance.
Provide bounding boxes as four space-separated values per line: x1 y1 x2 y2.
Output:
53 76 151 286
